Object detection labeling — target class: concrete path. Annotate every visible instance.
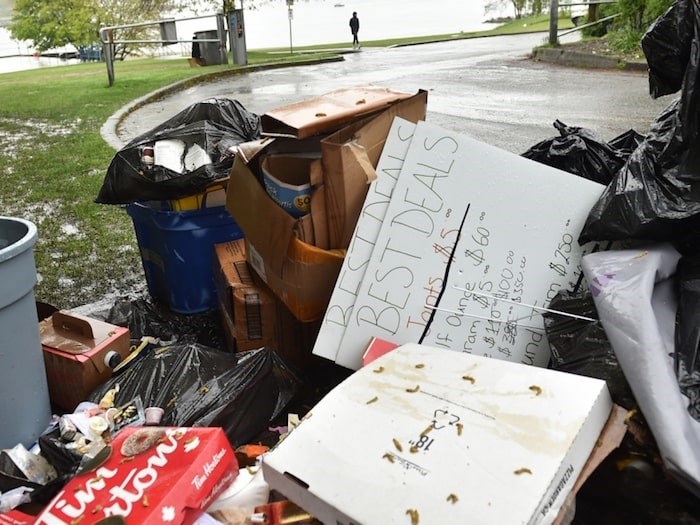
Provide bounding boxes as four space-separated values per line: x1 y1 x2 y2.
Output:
107 32 674 156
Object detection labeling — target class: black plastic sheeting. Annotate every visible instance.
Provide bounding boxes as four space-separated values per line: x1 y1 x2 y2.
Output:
88 344 299 447
579 0 700 245
105 297 226 350
96 98 261 204
543 290 637 410
521 120 642 186
675 255 700 420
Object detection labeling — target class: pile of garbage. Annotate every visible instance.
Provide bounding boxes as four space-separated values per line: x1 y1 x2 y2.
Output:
4 1 700 523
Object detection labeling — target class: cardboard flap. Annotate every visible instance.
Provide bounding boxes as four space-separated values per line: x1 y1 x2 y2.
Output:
228 156 296 277
261 86 416 139
237 138 276 164
321 90 429 249
347 141 377 183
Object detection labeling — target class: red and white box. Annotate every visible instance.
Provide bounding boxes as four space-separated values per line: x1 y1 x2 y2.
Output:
36 426 238 525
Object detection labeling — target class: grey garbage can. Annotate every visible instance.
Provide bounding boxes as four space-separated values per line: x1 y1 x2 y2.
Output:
0 217 51 449
194 30 228 65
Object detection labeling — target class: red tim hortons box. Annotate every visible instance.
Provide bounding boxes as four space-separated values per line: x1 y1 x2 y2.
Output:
36 427 238 525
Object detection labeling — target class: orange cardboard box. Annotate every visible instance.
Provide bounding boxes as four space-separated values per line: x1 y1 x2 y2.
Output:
213 239 278 352
213 239 321 369
40 311 130 411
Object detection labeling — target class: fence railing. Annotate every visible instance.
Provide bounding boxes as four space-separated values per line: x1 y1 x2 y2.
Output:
549 0 619 45
99 12 227 86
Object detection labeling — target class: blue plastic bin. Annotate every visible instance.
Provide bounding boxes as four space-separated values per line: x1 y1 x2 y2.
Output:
127 203 243 314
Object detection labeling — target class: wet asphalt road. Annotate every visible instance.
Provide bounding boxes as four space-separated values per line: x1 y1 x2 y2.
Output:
116 32 674 155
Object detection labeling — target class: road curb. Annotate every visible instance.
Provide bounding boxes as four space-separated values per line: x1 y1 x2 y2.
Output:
100 55 345 151
531 46 648 72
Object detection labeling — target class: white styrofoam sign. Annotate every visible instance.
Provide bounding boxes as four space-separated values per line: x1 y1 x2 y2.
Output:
313 118 417 361
334 121 605 370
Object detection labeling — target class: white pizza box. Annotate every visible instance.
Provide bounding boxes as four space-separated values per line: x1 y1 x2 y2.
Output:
332 120 605 370
263 343 612 525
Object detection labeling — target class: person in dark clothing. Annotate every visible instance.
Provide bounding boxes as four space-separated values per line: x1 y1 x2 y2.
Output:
349 12 360 50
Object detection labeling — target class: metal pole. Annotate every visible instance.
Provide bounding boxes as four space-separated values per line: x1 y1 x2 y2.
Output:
288 7 293 54
549 0 559 46
216 12 228 65
100 27 115 87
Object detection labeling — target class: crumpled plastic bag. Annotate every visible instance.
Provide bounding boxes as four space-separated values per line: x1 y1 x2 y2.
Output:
96 98 261 204
579 0 700 244
581 244 700 496
88 344 299 447
521 120 638 185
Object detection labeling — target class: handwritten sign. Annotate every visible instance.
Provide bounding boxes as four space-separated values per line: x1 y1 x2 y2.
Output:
313 118 417 361
334 121 605 370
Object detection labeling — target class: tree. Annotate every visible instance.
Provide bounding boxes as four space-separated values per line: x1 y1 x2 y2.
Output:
10 0 97 52
9 0 184 56
485 0 545 20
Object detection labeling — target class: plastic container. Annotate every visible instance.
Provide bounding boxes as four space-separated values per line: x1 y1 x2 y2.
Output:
0 216 52 449
127 203 244 313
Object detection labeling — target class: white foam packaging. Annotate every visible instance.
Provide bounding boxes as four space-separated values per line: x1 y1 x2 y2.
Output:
263 343 612 525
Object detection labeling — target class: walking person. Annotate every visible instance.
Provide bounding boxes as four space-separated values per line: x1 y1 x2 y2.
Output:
349 11 360 50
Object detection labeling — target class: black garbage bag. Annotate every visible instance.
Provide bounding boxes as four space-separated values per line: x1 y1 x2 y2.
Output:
674 255 700 421
96 98 261 204
544 290 637 410
579 0 700 244
642 0 695 99
579 100 700 243
105 296 226 350
521 120 634 185
88 344 299 447
607 128 646 155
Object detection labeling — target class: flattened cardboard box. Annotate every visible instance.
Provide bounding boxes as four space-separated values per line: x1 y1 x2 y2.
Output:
227 89 427 322
261 85 418 139
40 311 130 411
37 426 238 525
263 343 613 525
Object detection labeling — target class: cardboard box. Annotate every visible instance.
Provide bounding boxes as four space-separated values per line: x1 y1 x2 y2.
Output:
331 120 606 370
36 426 238 525
213 239 277 352
40 311 131 411
262 343 613 525
213 239 321 370
226 88 428 322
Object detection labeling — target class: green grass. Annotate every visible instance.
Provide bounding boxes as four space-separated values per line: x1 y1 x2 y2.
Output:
0 14 566 309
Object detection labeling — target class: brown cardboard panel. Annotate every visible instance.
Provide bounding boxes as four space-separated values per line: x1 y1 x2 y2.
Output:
321 90 428 248
261 86 416 139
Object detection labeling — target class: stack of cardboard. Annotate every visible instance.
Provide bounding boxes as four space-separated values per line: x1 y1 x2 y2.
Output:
226 86 428 324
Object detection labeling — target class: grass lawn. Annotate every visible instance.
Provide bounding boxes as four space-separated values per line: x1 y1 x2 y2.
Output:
0 14 572 309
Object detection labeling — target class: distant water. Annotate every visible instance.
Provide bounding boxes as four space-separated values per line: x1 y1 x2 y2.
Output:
0 0 510 74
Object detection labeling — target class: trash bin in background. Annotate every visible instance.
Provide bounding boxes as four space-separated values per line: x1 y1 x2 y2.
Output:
194 29 228 66
0 217 51 449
